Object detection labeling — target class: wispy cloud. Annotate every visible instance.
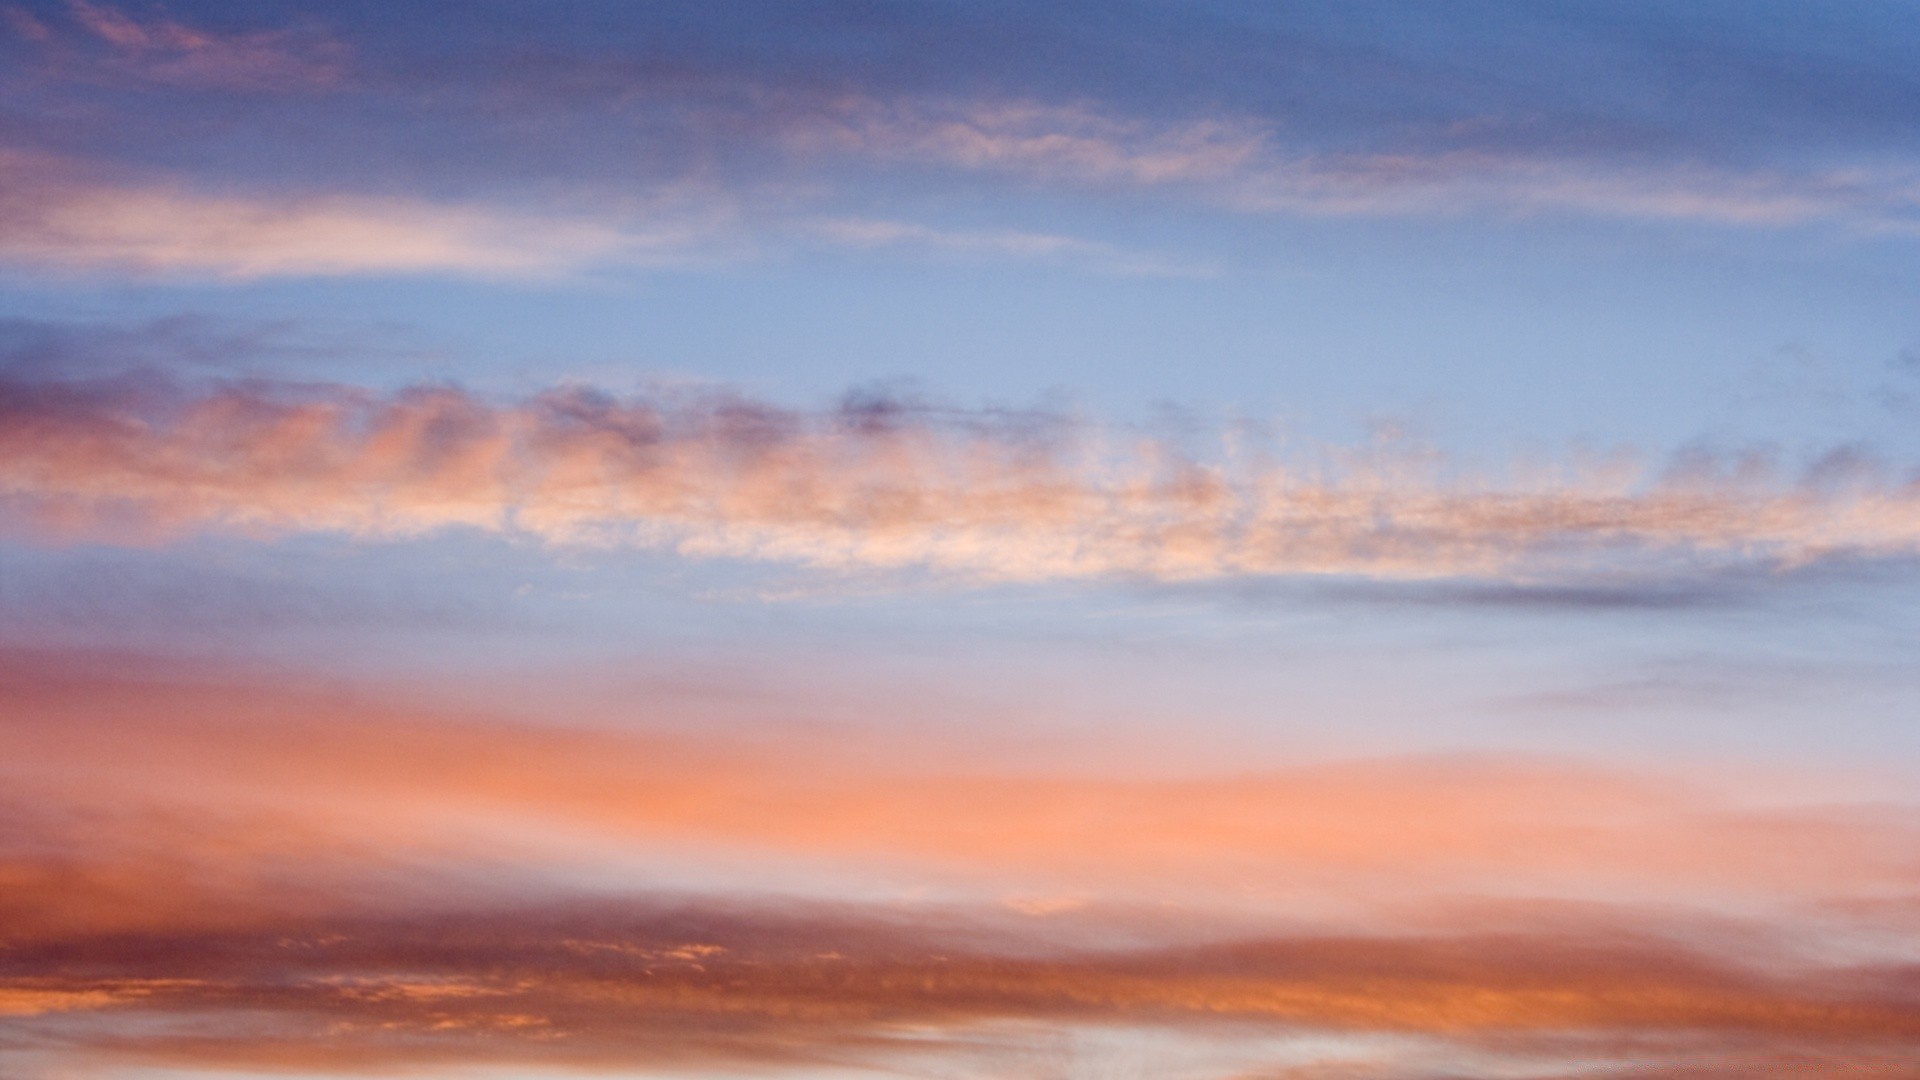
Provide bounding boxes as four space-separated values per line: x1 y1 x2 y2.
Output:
0 146 1211 280
5 373 1920 586
8 5 1920 249
796 99 1920 232
11 0 348 91
802 217 1215 276
0 152 726 279
795 100 1272 187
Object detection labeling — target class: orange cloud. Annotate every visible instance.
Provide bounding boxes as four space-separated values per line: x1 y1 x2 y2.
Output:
3 898 1918 1077
4 648 1917 947
3 374 1920 584
5 649 1918 1075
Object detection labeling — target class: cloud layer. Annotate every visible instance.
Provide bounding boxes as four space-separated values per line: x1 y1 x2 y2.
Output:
8 2 1920 282
6 649 1917 928
0 152 723 279
3 373 1920 586
4 646 1919 1079
6 898 1918 1079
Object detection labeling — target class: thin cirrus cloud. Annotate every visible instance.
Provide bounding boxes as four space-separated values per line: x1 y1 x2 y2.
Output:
8 0 347 91
4 2 1919 256
9 3 1920 284
0 148 1186 280
6 4 1917 289
7 132 1899 286
796 98 1920 233
801 217 1217 277
0 152 719 279
4 372 1920 586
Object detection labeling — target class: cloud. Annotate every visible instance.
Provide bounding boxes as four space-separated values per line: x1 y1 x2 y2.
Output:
5 372 1920 586
0 151 733 279
5 647 1918 936
3 894 1918 1078
8 5 1920 249
4 647 1918 1075
793 99 1920 233
0 146 1215 281
13 0 348 91
802 217 1215 276
795 101 1273 187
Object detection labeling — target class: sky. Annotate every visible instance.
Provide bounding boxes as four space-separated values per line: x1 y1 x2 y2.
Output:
4 2 1920 1077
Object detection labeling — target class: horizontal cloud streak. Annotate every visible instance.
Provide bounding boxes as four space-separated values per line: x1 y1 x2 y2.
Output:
802 216 1215 277
40 0 349 91
798 99 1920 232
5 653 1916 1077
0 152 718 278
4 374 1920 585
5 649 1917 934
3 896 1918 1078
0 147 1199 280
10 2 1920 257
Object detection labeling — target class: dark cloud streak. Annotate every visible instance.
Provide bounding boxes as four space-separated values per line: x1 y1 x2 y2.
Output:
4 896 1919 1077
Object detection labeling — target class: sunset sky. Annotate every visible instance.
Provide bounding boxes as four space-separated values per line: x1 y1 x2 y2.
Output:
5 3 1920 1078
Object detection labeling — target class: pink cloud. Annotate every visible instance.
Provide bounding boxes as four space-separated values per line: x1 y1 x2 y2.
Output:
3 5 52 41
3 374 1920 585
55 0 347 91
3 649 1916 1076
4 649 1917 923
793 99 1920 232
795 100 1270 187
0 152 711 279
